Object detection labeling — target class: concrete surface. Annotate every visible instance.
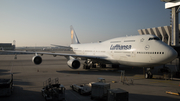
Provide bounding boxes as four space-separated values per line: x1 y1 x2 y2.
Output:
0 53 180 101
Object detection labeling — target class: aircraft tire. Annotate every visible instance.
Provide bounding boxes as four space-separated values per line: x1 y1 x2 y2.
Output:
100 64 106 68
145 73 149 79
145 71 153 79
150 74 153 79
91 64 96 68
112 64 119 68
83 64 90 69
83 65 86 69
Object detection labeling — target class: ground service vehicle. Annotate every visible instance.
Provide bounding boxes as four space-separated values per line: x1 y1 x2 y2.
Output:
41 78 65 101
91 82 110 100
0 74 13 96
70 82 95 95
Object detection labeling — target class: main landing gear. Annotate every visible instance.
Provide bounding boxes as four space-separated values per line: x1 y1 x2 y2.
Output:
83 59 119 69
83 60 96 69
145 67 153 79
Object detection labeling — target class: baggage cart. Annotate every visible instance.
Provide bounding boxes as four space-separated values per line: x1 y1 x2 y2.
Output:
91 82 110 100
108 88 128 101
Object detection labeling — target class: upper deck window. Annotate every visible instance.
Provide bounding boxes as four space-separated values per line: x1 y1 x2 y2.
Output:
110 41 121 43
148 37 160 41
124 40 135 42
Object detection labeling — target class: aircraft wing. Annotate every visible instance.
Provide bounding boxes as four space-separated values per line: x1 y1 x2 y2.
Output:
0 50 107 60
37 52 107 60
51 44 71 49
46 53 107 61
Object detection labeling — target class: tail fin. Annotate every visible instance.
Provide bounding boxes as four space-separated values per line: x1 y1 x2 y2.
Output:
70 25 80 44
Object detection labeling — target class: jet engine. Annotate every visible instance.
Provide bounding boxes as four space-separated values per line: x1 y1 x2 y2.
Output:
32 55 42 65
67 59 80 69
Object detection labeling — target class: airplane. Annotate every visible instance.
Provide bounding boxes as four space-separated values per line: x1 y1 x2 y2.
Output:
1 25 178 79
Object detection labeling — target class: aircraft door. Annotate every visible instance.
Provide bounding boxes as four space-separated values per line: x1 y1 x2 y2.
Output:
131 51 136 58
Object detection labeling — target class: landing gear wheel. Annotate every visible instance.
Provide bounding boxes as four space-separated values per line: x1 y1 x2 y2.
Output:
145 73 149 79
112 64 119 68
145 71 153 79
83 64 90 69
91 63 96 68
100 64 106 68
150 74 153 79
83 60 96 69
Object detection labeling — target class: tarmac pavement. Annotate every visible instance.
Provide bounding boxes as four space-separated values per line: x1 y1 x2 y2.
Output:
0 53 180 101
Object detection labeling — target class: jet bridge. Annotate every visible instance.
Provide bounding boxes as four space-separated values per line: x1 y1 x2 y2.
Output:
138 25 180 46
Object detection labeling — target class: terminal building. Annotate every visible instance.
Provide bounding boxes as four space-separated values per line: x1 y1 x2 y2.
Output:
0 43 15 50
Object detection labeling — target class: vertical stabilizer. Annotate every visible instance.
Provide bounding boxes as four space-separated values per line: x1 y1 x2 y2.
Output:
70 25 80 44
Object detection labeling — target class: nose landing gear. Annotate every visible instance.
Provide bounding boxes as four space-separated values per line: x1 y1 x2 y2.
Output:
145 67 153 79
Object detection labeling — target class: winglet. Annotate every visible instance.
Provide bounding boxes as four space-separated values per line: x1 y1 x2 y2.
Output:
70 25 80 44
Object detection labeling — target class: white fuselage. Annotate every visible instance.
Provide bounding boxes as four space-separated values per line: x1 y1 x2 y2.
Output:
70 35 177 67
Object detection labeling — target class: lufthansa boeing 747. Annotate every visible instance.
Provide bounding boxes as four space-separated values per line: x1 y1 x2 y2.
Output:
1 26 177 79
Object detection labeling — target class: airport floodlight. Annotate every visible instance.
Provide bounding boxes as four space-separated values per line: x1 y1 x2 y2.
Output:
164 0 180 9
161 0 176 2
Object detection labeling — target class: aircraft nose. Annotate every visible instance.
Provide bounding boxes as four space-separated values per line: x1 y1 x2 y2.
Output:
166 48 177 61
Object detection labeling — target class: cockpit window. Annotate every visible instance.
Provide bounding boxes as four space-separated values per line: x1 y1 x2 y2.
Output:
148 37 160 41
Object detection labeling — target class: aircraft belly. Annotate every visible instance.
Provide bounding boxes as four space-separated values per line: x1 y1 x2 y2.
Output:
91 59 117 64
118 54 166 67
89 57 163 67
117 60 161 67
137 55 164 65
118 55 136 64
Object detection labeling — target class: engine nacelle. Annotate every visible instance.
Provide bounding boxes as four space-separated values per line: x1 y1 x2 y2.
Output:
32 55 42 65
67 59 80 69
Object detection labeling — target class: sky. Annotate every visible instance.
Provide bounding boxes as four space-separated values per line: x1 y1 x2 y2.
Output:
0 0 176 47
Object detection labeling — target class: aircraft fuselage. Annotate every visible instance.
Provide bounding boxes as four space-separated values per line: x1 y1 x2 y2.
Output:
71 35 177 67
